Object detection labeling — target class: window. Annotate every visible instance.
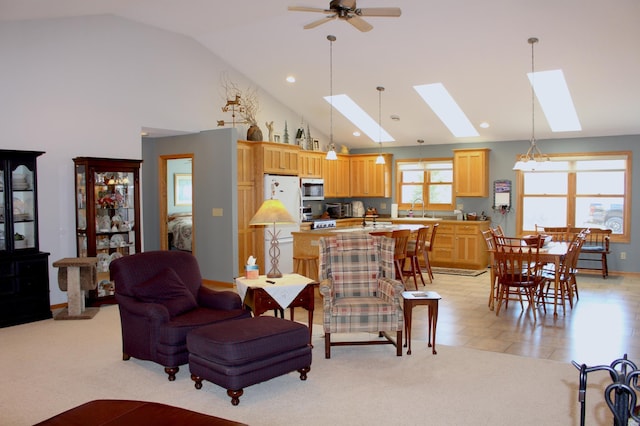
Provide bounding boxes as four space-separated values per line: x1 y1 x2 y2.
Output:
517 152 631 241
396 159 454 211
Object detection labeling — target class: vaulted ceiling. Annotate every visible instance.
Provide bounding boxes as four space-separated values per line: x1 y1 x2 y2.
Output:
2 0 639 148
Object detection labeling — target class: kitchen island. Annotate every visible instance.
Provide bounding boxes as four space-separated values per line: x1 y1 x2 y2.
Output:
293 218 490 271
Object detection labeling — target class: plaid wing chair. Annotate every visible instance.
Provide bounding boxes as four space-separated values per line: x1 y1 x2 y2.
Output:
318 233 404 358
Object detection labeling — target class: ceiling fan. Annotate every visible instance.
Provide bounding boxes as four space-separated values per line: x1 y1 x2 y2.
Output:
288 0 401 32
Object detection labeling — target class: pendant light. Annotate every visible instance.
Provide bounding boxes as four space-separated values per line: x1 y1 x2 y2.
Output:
375 86 386 165
513 37 550 171
417 139 425 169
325 35 338 161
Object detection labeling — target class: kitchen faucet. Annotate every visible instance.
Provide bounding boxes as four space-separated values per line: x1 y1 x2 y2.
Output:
411 198 425 218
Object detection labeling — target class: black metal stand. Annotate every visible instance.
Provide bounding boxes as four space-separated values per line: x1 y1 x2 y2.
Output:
572 354 640 426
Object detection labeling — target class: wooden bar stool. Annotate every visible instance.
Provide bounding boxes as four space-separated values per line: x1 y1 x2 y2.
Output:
293 255 319 281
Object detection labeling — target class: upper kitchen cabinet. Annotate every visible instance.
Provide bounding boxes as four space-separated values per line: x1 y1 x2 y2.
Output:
453 148 490 197
349 154 392 198
254 141 299 176
298 151 324 179
323 154 350 198
0 150 51 327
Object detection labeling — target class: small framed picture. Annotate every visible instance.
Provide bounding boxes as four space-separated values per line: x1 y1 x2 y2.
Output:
174 173 192 206
313 139 320 151
273 133 281 143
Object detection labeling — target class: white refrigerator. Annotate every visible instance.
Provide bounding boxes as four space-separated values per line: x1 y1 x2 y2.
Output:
263 174 301 275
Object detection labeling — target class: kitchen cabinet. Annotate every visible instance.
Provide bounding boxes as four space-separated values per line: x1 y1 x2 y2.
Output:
237 142 257 276
429 221 489 269
453 148 490 197
73 157 142 306
0 150 51 327
323 154 350 198
257 142 299 175
298 151 324 178
349 154 392 198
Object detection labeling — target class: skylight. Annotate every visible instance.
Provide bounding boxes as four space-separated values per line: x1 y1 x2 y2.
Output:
324 94 394 143
528 69 581 132
413 83 479 138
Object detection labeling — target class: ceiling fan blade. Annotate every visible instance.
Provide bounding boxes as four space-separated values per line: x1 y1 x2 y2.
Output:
288 6 331 13
356 7 402 17
346 15 373 32
304 15 337 30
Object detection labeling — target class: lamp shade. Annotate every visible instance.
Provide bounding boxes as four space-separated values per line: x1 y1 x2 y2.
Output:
249 199 296 225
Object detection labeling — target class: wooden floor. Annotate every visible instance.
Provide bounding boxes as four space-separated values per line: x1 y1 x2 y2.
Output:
228 268 640 366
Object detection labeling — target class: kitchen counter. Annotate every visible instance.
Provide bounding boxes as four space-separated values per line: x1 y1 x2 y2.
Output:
293 218 490 270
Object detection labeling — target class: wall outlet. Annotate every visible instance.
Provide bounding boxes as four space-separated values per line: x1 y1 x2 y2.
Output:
212 208 223 217
380 202 387 209
620 251 626 260
457 204 464 210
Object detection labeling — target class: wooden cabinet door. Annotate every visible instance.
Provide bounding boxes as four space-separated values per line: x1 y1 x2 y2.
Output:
299 151 324 178
453 149 490 197
349 154 391 197
262 144 299 175
335 155 350 197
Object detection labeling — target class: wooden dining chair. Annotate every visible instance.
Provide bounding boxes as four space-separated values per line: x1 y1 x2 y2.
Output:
481 229 499 309
403 226 430 288
423 223 438 281
493 235 544 320
391 229 411 287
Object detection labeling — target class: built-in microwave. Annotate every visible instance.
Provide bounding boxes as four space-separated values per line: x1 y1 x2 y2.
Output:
301 178 324 201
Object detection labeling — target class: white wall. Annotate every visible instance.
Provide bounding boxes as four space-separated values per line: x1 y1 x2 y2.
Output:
0 15 326 305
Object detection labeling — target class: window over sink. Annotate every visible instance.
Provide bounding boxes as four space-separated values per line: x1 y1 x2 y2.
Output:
395 159 454 212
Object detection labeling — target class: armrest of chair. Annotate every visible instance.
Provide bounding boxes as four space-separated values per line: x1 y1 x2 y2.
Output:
197 286 243 311
318 279 334 306
377 277 404 305
116 294 171 323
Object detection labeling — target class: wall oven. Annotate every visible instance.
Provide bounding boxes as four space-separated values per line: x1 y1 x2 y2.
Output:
301 178 324 201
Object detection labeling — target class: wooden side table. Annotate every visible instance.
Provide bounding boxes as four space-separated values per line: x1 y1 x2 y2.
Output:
235 274 318 345
402 291 442 355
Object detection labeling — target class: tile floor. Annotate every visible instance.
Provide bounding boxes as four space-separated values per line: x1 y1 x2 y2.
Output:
229 269 640 366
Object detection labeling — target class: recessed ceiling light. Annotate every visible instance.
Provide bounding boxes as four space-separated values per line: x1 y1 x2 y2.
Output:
353 131 361 137
390 114 400 121
286 75 296 83
413 83 479 138
324 94 394 143
479 122 490 129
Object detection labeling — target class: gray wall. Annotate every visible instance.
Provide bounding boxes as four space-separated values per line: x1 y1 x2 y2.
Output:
142 128 239 281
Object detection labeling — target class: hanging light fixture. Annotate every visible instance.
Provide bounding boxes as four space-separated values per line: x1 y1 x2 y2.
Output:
417 139 425 169
513 37 550 171
326 35 338 161
375 86 386 165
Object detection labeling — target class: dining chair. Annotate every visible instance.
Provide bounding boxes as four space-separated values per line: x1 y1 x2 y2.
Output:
493 235 544 320
423 223 438 281
369 230 392 237
481 229 499 309
391 229 411 287
539 230 588 312
403 226 430 288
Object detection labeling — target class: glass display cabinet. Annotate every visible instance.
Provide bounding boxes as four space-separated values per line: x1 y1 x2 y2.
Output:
0 149 51 327
73 157 142 306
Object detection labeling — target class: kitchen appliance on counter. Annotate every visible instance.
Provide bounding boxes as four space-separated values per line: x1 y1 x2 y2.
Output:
301 205 313 222
326 202 351 219
352 200 365 217
312 219 337 230
301 178 324 201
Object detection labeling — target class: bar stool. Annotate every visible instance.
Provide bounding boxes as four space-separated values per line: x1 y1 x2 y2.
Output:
293 255 319 281
391 229 411 288
423 224 438 281
403 226 429 288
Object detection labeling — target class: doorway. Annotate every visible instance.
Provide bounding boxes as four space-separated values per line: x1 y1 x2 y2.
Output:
159 154 195 253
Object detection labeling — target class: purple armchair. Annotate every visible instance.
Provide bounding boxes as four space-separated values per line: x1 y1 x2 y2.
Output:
110 251 250 381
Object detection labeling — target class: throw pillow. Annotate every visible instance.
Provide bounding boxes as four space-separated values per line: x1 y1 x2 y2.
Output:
132 267 198 317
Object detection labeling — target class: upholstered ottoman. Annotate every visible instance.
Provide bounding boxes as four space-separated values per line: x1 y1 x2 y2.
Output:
187 316 312 405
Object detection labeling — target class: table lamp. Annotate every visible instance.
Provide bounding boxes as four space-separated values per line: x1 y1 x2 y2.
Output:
249 198 296 278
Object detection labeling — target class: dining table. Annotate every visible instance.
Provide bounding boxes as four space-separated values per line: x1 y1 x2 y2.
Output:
488 241 570 317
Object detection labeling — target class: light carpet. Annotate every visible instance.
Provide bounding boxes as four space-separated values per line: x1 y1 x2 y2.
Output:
0 305 616 425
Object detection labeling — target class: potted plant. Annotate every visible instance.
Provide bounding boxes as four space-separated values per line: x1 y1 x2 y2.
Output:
14 232 27 249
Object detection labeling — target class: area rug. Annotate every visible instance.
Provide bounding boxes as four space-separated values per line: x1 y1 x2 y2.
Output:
432 267 487 277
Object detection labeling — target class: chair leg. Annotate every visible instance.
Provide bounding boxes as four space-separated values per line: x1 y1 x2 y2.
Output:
414 257 426 287
164 366 179 381
396 330 402 356
324 333 331 359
